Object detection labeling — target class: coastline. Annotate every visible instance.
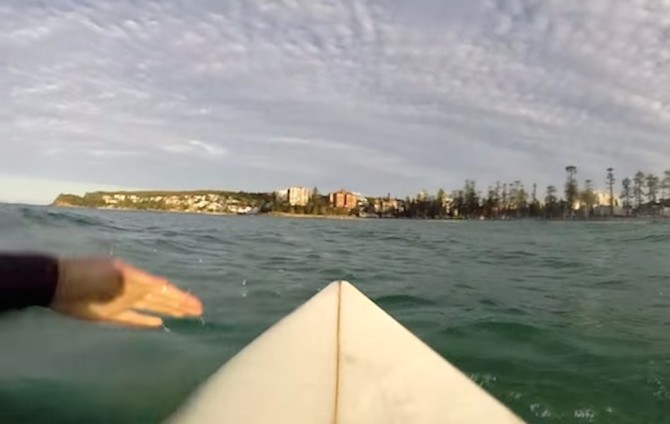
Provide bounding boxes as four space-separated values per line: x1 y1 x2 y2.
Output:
52 205 359 219
48 204 669 222
52 204 236 217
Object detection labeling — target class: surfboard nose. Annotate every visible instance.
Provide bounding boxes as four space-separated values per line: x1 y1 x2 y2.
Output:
167 280 525 423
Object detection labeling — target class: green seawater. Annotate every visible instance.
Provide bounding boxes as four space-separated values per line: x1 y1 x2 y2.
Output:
0 204 668 423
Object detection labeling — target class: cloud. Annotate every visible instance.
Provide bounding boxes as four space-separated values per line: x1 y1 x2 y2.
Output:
86 149 142 158
2 0 670 204
163 139 226 157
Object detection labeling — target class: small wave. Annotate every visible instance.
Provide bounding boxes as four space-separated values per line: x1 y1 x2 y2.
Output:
161 230 187 238
265 255 293 266
151 238 195 254
592 279 627 287
192 233 224 244
540 257 579 269
505 307 528 316
378 235 412 242
474 321 542 335
373 294 436 308
493 250 539 260
621 233 670 244
20 207 107 228
442 321 543 342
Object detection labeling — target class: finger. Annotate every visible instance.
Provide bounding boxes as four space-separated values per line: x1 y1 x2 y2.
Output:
108 310 163 328
134 298 188 318
116 261 203 314
152 284 203 315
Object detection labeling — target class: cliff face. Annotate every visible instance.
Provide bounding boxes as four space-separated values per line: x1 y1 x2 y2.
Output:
52 191 269 214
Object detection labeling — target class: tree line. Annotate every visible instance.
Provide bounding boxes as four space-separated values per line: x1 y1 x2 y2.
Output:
386 167 670 220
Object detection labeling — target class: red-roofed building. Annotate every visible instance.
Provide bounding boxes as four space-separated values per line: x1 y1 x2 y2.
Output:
329 190 357 210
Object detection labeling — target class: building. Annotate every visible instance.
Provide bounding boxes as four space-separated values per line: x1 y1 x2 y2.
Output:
329 189 358 210
373 197 400 214
287 186 310 206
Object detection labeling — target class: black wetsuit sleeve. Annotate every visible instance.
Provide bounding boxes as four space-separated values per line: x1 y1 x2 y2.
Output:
0 254 59 311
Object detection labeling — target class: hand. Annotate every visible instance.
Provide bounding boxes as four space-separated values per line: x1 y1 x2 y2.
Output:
50 257 203 328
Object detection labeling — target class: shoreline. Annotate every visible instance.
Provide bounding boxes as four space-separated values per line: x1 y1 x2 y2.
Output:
52 204 236 217
47 205 670 222
52 204 359 219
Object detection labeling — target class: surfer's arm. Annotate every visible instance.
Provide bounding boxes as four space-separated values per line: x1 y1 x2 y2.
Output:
0 253 59 311
0 253 202 327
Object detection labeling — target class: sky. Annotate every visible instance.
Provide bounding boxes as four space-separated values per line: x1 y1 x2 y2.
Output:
2 0 670 205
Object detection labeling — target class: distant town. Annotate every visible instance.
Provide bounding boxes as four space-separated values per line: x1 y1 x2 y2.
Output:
53 166 670 219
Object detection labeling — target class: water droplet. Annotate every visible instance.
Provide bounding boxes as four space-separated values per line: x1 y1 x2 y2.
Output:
199 317 206 326
163 325 171 333
198 258 203 263
242 279 247 286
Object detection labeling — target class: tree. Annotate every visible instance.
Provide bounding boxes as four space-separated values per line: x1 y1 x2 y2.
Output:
306 187 318 214
508 182 518 216
606 167 615 216
633 171 645 210
501 183 508 217
303 187 328 215
435 188 446 218
580 179 597 218
565 165 578 218
412 191 430 219
450 190 465 218
529 183 540 218
484 186 496 219
510 180 527 218
645 173 660 204
621 177 632 216
494 181 502 218
663 170 670 201
463 180 479 218
545 185 559 219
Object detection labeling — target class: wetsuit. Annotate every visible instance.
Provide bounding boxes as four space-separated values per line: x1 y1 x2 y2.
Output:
0 254 58 311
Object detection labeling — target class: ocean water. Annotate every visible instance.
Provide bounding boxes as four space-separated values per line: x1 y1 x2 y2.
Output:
0 204 669 423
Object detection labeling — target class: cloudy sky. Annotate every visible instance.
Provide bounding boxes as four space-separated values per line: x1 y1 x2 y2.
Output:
2 0 670 204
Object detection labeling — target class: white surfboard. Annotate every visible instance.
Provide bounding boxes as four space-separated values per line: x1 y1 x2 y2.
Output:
167 281 525 423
